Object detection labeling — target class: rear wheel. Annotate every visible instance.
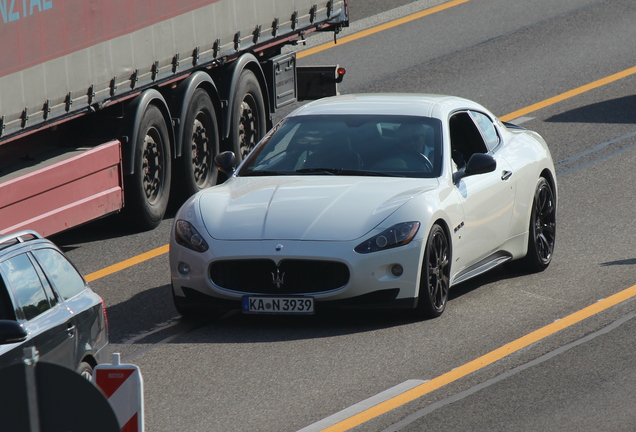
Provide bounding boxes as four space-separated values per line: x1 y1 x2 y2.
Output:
520 177 556 272
124 104 171 230
415 224 450 319
77 361 93 381
173 89 219 202
229 69 266 162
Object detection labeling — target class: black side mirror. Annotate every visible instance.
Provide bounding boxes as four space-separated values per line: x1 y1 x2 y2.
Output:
214 151 236 176
0 320 27 345
453 153 497 184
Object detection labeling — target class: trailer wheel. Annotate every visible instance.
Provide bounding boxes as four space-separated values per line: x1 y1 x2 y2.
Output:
230 69 266 162
125 104 171 230
174 88 219 201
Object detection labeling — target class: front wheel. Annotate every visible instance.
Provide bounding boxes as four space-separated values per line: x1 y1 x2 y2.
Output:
172 287 225 321
520 177 556 272
415 224 451 319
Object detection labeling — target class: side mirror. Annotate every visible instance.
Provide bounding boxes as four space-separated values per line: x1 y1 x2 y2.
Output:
0 320 27 345
453 153 497 184
214 151 236 176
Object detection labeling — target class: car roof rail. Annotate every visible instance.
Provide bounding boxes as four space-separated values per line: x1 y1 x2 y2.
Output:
0 230 44 252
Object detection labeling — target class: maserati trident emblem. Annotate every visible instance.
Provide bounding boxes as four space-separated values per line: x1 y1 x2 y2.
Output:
272 267 285 288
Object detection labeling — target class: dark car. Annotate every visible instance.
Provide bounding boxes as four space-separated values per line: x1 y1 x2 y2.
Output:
0 231 108 379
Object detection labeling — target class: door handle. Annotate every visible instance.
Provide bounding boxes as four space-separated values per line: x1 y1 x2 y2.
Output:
501 170 513 181
67 323 76 338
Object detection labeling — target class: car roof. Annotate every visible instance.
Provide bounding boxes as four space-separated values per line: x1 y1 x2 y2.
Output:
0 230 49 255
289 93 486 118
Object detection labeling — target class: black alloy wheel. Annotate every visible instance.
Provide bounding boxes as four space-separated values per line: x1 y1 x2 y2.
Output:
522 177 556 272
417 224 450 319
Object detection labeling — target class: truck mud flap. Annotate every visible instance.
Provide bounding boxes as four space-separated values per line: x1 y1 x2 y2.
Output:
297 65 345 101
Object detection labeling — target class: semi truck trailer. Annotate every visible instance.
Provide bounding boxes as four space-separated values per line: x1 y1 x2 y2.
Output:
0 0 348 236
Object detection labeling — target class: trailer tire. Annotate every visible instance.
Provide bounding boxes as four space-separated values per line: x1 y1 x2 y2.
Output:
125 104 171 230
229 69 266 162
174 88 219 201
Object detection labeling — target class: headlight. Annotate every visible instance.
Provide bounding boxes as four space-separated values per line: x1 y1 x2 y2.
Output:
175 220 209 252
355 222 420 254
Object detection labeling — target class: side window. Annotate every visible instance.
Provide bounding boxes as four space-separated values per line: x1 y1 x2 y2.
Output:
469 111 500 151
449 112 488 170
33 248 86 301
0 254 51 320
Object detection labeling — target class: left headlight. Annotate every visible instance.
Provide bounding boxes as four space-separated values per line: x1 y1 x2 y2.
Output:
355 222 420 254
175 220 209 252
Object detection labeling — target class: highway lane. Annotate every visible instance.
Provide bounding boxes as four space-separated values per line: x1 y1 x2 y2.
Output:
51 0 636 430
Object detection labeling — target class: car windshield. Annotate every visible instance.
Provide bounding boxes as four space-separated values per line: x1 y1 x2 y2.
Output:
238 114 443 178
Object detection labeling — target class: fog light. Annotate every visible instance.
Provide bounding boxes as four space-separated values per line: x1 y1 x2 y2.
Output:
391 264 403 277
178 262 191 275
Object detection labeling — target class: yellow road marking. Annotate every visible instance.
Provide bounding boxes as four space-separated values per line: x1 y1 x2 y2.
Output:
84 244 169 282
322 284 636 431
297 0 473 59
500 65 636 122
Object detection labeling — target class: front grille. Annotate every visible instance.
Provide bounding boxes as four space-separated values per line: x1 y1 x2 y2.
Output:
209 259 350 294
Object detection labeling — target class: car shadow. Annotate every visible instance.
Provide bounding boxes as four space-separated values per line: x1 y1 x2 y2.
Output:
544 95 636 124
106 285 422 345
106 266 531 346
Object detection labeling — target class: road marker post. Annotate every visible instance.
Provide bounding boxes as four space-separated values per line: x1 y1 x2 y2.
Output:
94 353 145 432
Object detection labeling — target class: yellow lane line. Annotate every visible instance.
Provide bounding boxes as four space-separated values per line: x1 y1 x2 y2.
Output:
323 284 636 431
297 0 473 59
84 244 169 283
500 65 636 122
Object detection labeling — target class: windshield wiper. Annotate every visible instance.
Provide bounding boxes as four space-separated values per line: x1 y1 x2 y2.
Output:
295 168 338 175
295 168 402 177
241 170 289 176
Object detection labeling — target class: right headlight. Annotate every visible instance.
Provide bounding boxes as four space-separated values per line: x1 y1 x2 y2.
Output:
355 222 420 254
175 220 209 252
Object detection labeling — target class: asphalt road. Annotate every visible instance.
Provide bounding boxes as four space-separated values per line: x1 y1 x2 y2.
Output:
53 0 636 430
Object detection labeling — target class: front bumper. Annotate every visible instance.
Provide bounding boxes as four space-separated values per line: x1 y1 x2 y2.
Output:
170 237 425 310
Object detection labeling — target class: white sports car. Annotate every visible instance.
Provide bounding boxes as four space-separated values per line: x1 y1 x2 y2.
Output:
169 94 556 319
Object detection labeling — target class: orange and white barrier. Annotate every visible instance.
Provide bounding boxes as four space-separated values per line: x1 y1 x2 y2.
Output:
93 353 144 432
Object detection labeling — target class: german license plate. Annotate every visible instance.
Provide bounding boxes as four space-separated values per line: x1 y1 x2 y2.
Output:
242 296 314 314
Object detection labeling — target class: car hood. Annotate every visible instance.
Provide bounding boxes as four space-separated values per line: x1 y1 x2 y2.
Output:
198 176 438 241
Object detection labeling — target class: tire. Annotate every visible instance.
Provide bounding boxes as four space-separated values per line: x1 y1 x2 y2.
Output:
124 104 171 230
415 224 451 319
172 287 224 321
229 69 266 163
77 361 94 381
173 89 219 202
520 177 556 272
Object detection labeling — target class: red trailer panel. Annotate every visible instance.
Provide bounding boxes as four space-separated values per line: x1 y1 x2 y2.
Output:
0 140 123 237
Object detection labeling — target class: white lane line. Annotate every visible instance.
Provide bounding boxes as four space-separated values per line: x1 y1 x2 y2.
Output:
507 116 535 125
297 379 427 432
122 318 181 345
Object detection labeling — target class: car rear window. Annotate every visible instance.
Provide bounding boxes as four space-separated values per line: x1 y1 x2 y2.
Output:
33 248 86 301
0 275 15 320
